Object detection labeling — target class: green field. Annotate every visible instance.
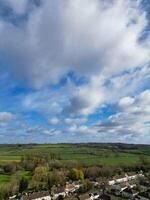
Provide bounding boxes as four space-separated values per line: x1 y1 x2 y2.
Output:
0 171 32 186
0 143 149 166
0 174 11 184
0 143 149 196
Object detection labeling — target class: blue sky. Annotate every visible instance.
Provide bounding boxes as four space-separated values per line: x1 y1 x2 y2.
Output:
0 0 150 144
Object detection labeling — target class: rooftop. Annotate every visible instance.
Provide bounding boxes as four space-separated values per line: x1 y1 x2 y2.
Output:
21 191 50 200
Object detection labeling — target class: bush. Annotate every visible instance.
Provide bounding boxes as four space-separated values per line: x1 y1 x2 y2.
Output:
3 163 17 174
68 168 84 181
78 180 92 194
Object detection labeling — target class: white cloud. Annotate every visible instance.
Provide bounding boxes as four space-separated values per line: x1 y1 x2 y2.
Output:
64 76 105 115
65 117 87 125
0 0 149 88
119 96 135 108
0 112 13 123
42 129 61 136
68 124 98 135
49 117 59 125
26 126 60 136
22 88 67 114
96 90 150 143
119 90 150 115
1 0 150 117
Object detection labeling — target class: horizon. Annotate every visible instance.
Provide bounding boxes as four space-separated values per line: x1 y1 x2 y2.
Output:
0 142 150 146
0 0 150 144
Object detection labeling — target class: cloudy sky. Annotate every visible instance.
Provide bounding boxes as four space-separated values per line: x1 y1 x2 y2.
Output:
0 0 150 144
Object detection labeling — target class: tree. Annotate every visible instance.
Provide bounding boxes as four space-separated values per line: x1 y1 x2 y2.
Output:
9 178 20 195
21 154 49 171
19 177 28 192
3 163 17 174
139 156 149 165
84 166 101 179
78 180 92 194
48 171 66 187
68 168 84 181
29 166 49 190
0 178 20 199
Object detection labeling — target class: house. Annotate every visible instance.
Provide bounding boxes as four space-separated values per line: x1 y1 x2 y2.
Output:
135 190 150 200
108 174 128 185
65 182 80 193
52 186 66 199
64 197 79 200
79 194 91 200
92 181 99 187
122 188 139 199
127 172 144 181
51 182 81 199
98 194 111 200
115 174 128 184
110 182 128 196
21 191 51 200
108 180 115 186
89 192 111 200
138 177 150 188
9 195 17 199
108 172 144 186
89 192 100 200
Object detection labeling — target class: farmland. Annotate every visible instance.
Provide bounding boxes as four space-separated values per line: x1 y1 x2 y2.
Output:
0 143 150 199
0 143 149 166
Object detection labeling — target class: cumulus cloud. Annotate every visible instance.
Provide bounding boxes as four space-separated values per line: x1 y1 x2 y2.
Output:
65 117 87 125
0 0 149 88
1 0 150 117
68 124 98 136
64 76 106 115
26 126 60 136
49 117 59 125
119 96 135 108
0 112 13 123
22 88 68 114
96 90 150 143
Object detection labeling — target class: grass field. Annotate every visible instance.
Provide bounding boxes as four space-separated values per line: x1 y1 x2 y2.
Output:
0 143 149 166
0 171 32 186
0 174 11 184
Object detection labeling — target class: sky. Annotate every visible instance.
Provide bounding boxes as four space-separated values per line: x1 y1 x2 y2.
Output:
0 0 150 144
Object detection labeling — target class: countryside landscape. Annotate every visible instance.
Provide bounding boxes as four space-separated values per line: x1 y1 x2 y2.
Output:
0 143 149 199
0 0 150 199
